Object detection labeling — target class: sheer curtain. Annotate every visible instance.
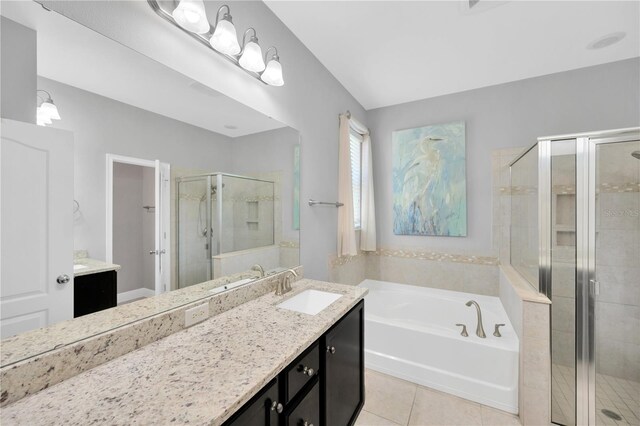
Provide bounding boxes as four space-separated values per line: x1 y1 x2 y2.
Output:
337 112 376 257
337 114 357 256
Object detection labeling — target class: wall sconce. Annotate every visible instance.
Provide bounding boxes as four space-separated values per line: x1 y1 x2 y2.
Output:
36 89 61 126
210 5 240 55
261 47 284 87
148 0 284 86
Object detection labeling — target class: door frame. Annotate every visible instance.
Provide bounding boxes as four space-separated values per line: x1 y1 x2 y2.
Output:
538 127 639 425
105 154 170 296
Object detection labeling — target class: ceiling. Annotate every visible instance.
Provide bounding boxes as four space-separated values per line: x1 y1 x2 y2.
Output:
265 1 640 110
1 1 286 138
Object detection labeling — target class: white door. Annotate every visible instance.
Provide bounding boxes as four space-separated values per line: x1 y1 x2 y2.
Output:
155 160 170 295
106 155 170 297
0 118 74 338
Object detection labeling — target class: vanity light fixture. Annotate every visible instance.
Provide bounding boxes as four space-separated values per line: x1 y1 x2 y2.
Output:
238 28 265 73
209 5 240 55
172 0 210 34
147 0 283 86
36 89 61 126
261 47 284 86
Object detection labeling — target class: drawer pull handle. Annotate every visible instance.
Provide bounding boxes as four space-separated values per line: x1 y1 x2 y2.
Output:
300 365 315 377
302 421 314 426
326 346 336 354
270 401 283 413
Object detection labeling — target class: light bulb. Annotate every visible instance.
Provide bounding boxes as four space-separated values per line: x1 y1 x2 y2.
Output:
210 18 240 55
40 101 61 120
172 0 209 34
261 58 284 86
37 108 52 126
239 40 265 73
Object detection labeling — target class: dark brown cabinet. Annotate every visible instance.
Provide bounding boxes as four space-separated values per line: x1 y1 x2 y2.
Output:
224 300 364 426
322 301 365 426
285 381 320 426
224 378 279 426
74 271 117 318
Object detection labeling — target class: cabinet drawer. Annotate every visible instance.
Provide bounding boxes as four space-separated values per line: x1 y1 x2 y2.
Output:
284 342 319 404
286 380 320 426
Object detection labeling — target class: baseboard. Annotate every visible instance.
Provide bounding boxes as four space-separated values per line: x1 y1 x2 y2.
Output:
117 287 155 304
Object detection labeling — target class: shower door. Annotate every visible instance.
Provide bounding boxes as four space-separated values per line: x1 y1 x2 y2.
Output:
543 129 639 426
587 136 639 425
176 175 214 288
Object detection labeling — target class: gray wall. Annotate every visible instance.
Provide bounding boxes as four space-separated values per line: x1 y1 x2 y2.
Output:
112 162 155 294
367 58 640 255
42 0 368 281
0 17 36 124
141 167 155 291
38 76 234 261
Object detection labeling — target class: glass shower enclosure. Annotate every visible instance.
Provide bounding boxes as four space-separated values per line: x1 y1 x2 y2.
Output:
510 128 639 425
176 173 274 288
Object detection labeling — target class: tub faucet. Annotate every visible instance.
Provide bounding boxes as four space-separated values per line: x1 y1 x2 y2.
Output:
251 264 265 278
465 300 486 338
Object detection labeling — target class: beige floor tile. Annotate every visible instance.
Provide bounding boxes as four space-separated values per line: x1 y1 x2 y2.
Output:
364 370 417 425
356 410 403 426
408 386 482 426
480 406 521 426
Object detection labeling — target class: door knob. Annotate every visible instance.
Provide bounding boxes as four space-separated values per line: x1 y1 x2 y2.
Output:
56 274 70 284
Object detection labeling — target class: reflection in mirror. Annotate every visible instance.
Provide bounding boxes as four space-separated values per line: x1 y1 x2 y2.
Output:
0 1 300 366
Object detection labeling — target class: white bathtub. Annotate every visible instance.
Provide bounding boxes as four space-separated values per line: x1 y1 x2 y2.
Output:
358 279 519 414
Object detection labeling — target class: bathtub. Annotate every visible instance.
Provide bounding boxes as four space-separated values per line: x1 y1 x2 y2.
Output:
358 279 519 414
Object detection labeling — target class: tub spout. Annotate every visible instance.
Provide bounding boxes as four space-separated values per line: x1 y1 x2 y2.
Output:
465 300 486 338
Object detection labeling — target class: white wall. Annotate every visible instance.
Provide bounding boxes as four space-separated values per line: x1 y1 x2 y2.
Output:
367 58 640 255
37 76 234 261
0 17 36 124
41 0 368 280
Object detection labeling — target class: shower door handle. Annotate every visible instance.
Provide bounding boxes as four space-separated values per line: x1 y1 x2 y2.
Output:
589 279 600 296
149 249 166 255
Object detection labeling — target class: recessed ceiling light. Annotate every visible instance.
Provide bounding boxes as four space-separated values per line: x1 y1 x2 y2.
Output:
224 124 238 130
587 32 626 50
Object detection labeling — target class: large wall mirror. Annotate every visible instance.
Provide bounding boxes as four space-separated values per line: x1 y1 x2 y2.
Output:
0 2 300 366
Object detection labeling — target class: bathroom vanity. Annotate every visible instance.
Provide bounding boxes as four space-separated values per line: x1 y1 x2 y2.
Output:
73 258 120 317
0 279 366 425
224 300 364 426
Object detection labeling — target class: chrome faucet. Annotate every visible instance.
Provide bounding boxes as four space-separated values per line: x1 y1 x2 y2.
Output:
275 269 298 296
465 300 486 338
251 264 265 278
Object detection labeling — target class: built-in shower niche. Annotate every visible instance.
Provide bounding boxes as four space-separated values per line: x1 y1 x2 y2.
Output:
176 173 276 287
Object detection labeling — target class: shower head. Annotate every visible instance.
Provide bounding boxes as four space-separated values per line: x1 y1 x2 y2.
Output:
632 151 640 160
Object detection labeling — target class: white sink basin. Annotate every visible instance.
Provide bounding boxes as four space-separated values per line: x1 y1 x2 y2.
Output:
277 289 342 315
73 264 88 271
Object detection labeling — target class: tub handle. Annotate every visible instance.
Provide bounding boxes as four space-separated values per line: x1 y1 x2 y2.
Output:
455 324 468 337
494 324 506 337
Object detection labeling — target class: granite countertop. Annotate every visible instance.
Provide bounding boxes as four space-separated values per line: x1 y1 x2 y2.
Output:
1 279 367 425
73 258 121 277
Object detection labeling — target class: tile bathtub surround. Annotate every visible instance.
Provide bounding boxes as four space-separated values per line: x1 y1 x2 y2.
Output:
499 265 552 426
1 279 366 425
0 266 302 407
329 249 500 296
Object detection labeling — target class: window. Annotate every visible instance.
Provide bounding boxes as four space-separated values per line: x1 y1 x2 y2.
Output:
350 130 363 229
